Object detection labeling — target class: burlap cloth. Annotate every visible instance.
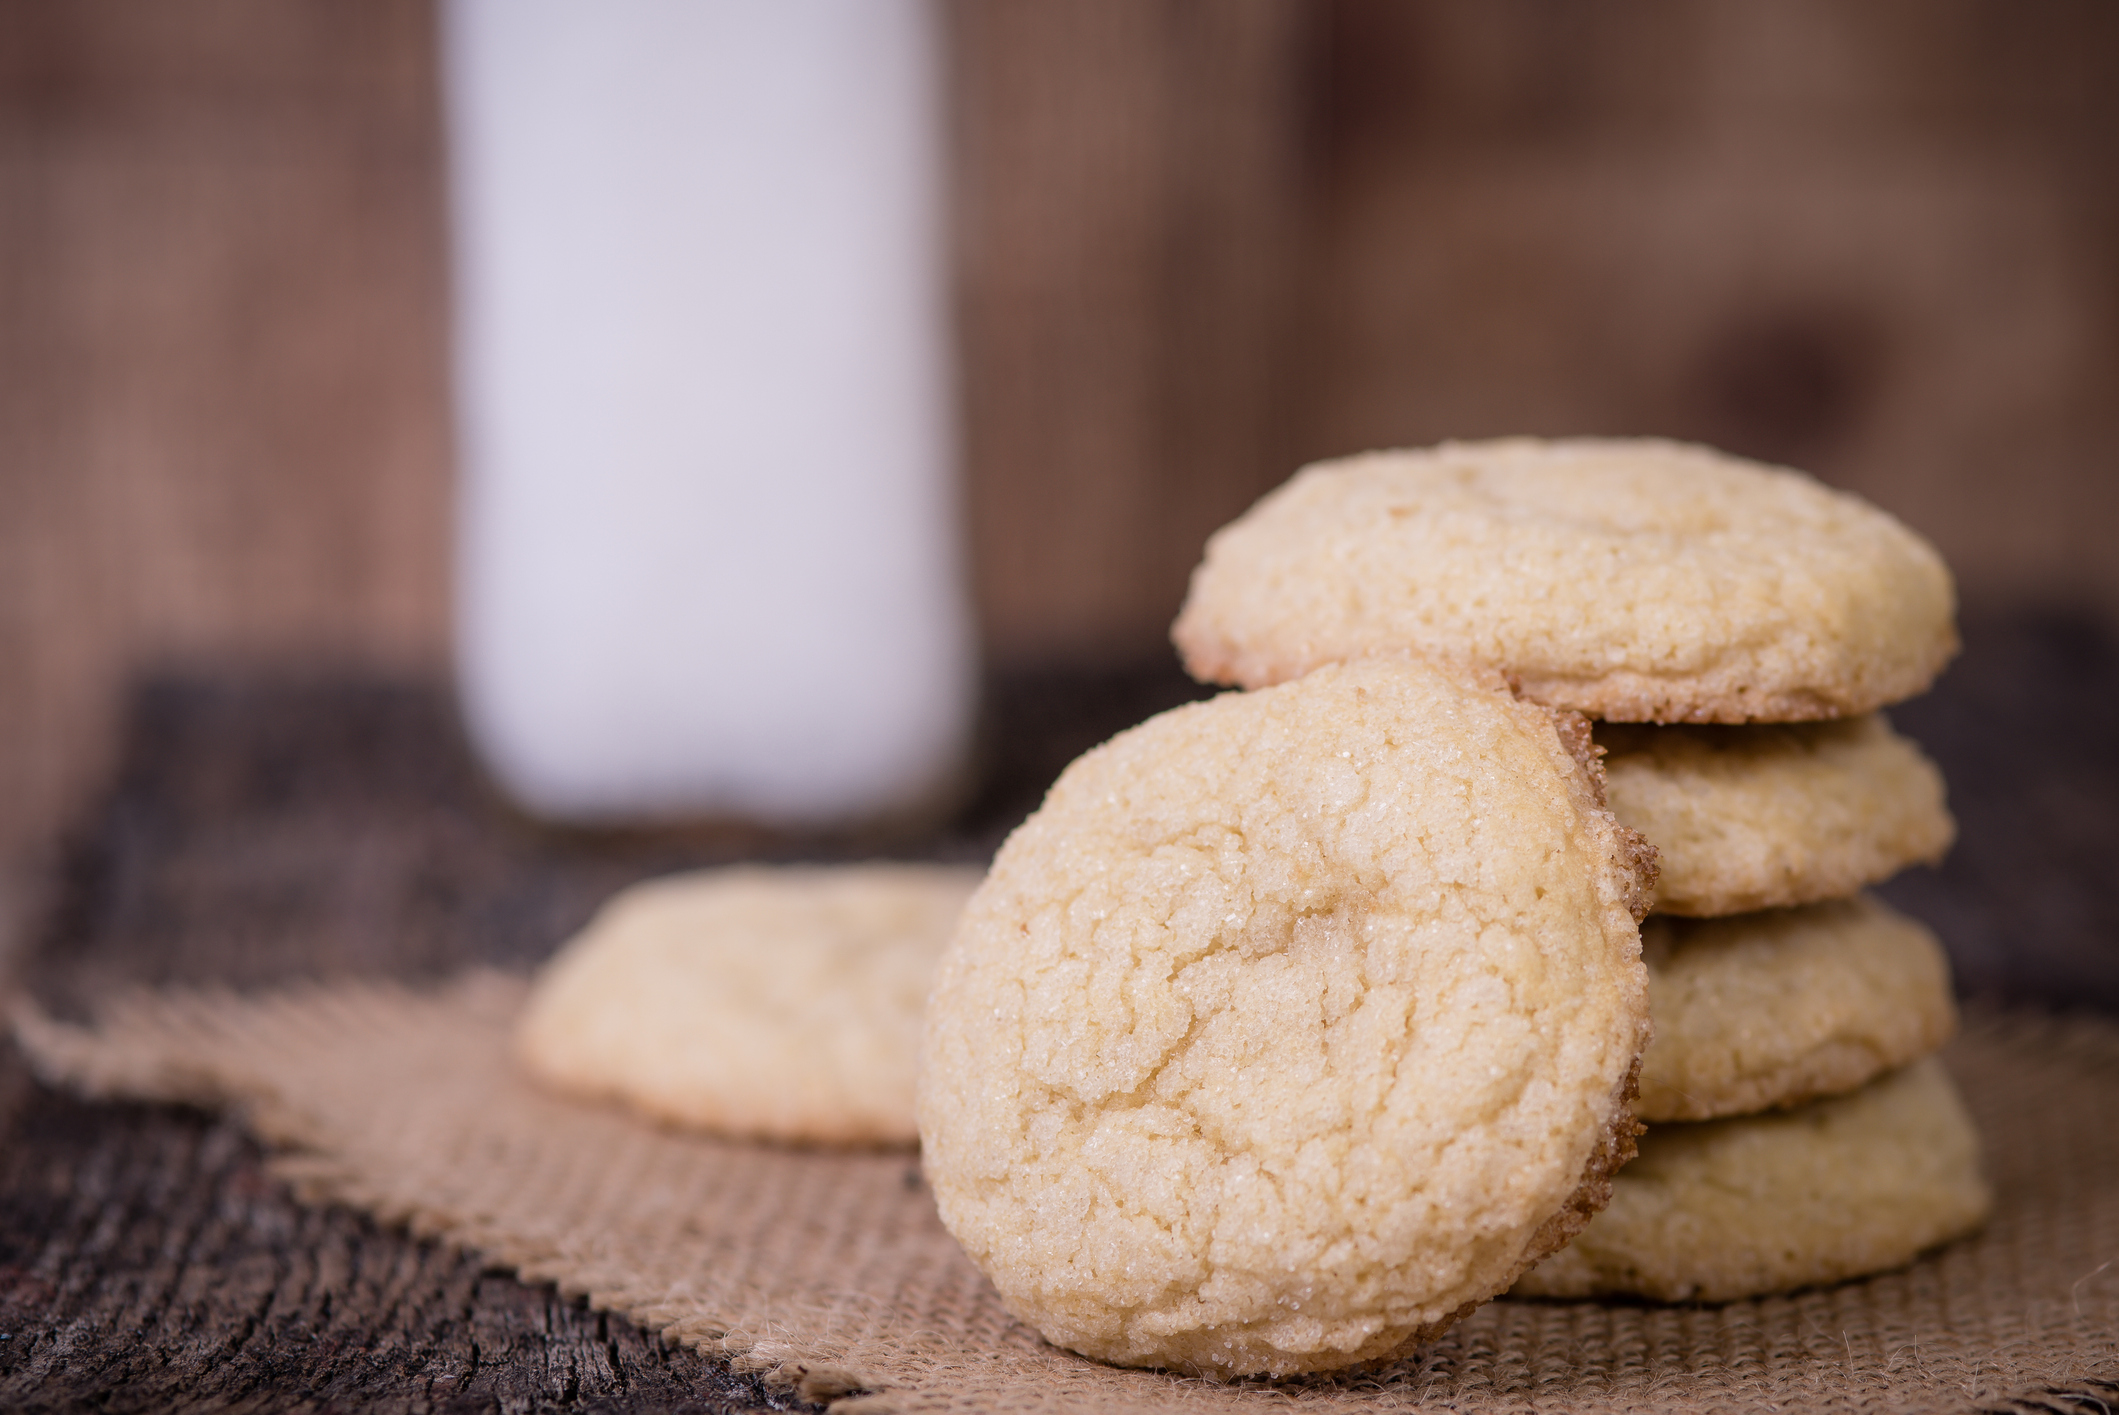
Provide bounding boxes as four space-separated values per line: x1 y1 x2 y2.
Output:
12 975 2117 1414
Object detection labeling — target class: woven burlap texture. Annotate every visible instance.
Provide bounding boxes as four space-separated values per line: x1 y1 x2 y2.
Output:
13 973 2117 1414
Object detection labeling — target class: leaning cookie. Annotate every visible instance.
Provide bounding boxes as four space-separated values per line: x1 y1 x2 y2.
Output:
1635 895 1956 1123
1600 715 1953 916
1513 1057 1990 1302
917 657 1655 1377
1173 438 1957 723
516 863 982 1145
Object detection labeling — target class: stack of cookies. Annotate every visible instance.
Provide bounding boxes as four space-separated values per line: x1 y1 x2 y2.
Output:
1512 722 1989 1301
1172 437 1991 1304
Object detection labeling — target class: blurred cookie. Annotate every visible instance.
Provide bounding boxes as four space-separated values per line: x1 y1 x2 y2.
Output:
1172 438 1957 723
1514 1057 1990 1302
515 863 981 1145
1601 715 1954 916
918 657 1654 1377
1636 895 1956 1122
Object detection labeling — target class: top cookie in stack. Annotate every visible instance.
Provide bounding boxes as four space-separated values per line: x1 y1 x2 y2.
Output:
1174 437 1987 1301
1172 437 1956 723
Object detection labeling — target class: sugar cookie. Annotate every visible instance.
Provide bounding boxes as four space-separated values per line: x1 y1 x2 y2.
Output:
1172 438 1956 723
918 657 1654 1376
1635 895 1956 1122
1600 715 1952 916
1514 1057 1990 1302
516 863 981 1144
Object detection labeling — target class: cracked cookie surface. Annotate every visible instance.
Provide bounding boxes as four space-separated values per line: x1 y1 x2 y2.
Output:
517 863 981 1144
1515 1057 1990 1302
1173 438 1957 723
917 657 1652 1376
1635 895 1957 1122
1600 715 1953 916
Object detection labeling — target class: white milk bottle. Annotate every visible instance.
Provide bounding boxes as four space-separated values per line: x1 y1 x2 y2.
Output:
443 0 972 824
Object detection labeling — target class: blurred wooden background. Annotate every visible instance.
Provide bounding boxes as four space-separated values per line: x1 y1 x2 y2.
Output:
2 0 2116 896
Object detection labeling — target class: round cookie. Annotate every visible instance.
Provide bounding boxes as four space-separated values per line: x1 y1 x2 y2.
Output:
1513 1056 1991 1302
516 863 981 1145
917 657 1655 1377
1635 895 1957 1122
1172 438 1957 723
1600 715 1954 916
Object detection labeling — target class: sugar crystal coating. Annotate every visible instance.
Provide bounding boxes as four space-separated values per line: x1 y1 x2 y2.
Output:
1173 439 1957 723
1600 715 1954 916
518 863 980 1144
1516 1057 1990 1302
1636 895 1957 1122
917 658 1651 1375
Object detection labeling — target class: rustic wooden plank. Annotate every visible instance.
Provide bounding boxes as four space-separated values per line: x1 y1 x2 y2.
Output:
1300 0 2119 614
949 0 1312 663
0 0 454 878
0 1059 796 1413
1877 610 2119 1013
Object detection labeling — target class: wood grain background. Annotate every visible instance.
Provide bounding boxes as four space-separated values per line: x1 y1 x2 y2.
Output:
3 0 2115 888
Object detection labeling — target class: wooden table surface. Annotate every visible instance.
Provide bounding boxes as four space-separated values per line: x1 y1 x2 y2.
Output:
3 611 2115 1412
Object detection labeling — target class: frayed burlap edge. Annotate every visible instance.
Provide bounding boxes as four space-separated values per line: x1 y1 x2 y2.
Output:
13 973 2119 1414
